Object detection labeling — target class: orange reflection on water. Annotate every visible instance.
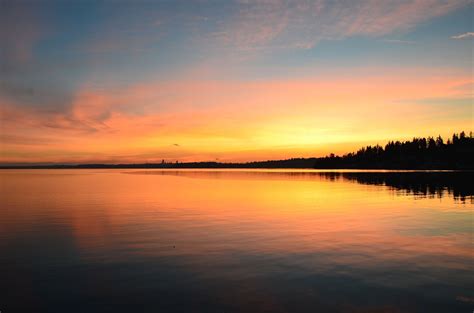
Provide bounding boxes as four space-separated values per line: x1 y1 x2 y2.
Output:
1 170 471 264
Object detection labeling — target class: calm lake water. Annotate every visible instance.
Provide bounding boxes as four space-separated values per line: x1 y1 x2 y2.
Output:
1 169 472 313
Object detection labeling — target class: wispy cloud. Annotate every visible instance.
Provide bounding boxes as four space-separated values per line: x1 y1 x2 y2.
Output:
213 0 471 51
382 39 416 44
451 32 474 39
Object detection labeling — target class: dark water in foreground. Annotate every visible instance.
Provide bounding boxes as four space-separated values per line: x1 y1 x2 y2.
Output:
1 170 472 313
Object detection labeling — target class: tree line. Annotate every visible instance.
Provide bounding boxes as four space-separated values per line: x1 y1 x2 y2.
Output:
313 131 473 169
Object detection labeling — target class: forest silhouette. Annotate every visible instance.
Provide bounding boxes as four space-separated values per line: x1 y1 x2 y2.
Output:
312 131 473 169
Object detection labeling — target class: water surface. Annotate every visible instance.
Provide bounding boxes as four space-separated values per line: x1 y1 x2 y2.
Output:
1 169 472 312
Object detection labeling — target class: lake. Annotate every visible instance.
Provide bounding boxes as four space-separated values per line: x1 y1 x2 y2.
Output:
0 169 472 312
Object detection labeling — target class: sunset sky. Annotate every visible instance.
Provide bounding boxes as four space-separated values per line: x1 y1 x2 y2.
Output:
1 0 473 164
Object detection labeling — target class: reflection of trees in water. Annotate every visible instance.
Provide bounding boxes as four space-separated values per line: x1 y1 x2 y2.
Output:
320 172 473 203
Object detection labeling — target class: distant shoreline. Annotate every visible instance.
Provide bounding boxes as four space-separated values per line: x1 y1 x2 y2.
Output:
0 161 472 170
2 132 472 170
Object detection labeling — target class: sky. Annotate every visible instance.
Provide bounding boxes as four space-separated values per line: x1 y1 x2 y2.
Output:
0 0 473 164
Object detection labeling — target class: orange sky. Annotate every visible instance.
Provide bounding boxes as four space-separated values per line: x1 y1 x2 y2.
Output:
1 68 472 163
1 1 472 163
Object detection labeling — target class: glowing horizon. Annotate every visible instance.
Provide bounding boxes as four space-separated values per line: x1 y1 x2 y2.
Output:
1 1 472 164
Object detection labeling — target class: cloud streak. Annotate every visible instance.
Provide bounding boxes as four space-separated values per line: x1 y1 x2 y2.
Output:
382 39 416 44
451 32 474 39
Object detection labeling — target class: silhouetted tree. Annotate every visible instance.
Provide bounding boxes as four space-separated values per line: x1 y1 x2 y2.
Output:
313 131 474 169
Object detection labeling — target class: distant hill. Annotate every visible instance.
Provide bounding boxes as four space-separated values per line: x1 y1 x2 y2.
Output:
1 131 472 170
